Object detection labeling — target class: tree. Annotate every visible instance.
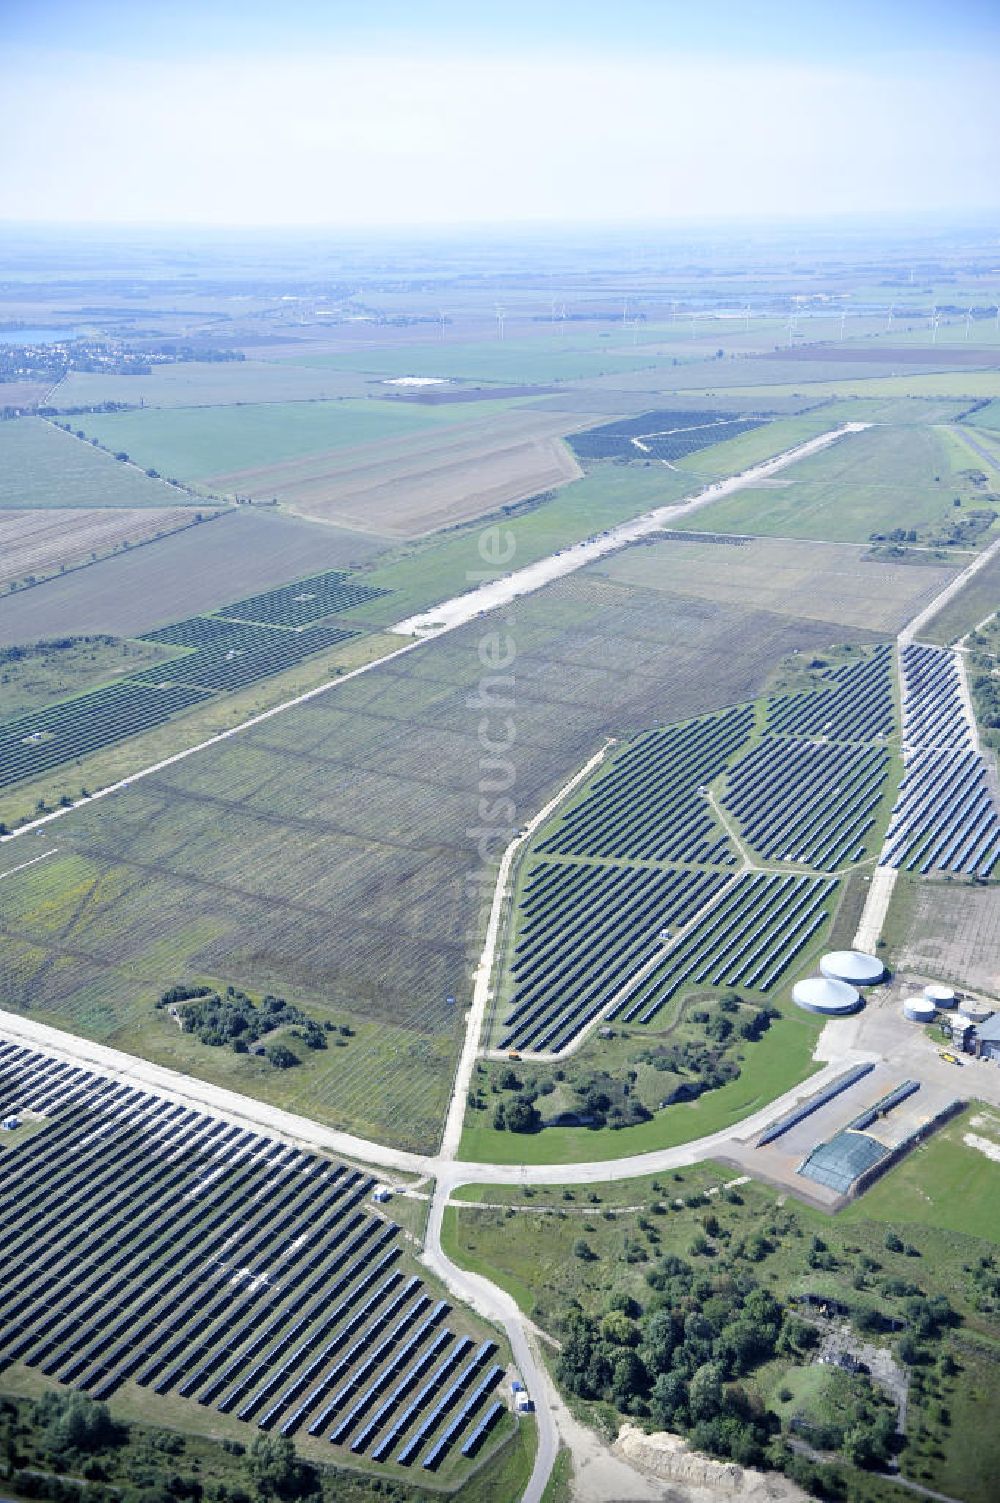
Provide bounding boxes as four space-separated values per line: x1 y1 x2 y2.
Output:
650 1369 688 1428
34 1392 115 1455
573 1238 596 1261
247 1436 300 1498
688 1362 724 1424
265 1043 298 1070
504 1096 540 1133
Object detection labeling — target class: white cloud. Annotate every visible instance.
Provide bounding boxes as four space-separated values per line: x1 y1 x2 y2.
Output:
1 48 997 223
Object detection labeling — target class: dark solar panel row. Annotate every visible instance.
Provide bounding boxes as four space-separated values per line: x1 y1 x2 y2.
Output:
901 645 970 749
723 738 890 870
0 1039 504 1467
536 705 752 865
501 865 729 1052
616 872 837 1026
766 644 895 743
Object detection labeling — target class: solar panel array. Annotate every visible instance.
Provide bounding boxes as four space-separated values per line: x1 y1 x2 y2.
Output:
0 565 389 793
500 863 730 1051
615 872 837 1026
881 645 999 876
900 645 970 748
219 571 387 628
536 706 753 864
135 619 358 693
766 645 895 743
0 680 212 791
722 737 891 870
0 1041 504 1473
568 410 767 462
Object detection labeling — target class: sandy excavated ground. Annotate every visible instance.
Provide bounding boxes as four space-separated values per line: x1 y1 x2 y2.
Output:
614 1426 808 1503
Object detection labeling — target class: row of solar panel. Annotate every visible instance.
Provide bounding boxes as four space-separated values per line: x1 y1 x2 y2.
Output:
723 737 890 871
0 1041 506 1472
766 645 895 744
615 872 837 1027
501 864 729 1052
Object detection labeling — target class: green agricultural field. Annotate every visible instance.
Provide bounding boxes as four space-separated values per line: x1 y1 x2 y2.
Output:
53 358 373 408
683 371 1000 402
920 548 1000 644
69 396 531 486
0 418 197 507
282 335 661 385
673 421 995 544
807 396 976 426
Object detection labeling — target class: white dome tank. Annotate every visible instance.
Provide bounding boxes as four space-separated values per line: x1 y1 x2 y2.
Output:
820 950 885 986
793 975 862 1015
923 983 956 1007
903 997 936 1023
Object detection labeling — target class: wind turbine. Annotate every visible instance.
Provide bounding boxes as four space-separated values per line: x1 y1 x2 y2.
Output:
622 296 630 326
437 309 447 342
495 304 506 342
964 306 974 340
743 304 751 334
886 302 895 333
839 310 847 342
994 301 1000 331
931 311 941 344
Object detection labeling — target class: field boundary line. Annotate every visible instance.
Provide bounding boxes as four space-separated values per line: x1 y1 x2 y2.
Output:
0 846 58 881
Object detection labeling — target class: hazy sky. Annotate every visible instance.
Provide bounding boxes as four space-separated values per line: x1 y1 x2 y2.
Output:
2 0 999 226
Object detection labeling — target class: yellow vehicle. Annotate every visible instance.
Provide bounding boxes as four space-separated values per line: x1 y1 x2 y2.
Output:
939 1051 961 1065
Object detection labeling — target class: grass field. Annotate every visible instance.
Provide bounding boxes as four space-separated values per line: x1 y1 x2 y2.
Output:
459 1004 825 1164
281 336 661 385
0 636 177 718
444 1112 1000 1503
0 508 388 647
593 534 957 634
919 548 1000 643
0 504 206 593
673 421 995 544
969 398 1000 432
674 372 1000 402
669 411 835 477
0 571 865 1148
70 396 534 486
0 418 198 508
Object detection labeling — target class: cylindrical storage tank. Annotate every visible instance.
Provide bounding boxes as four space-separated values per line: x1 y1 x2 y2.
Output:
820 950 885 986
903 997 936 1023
793 975 862 1015
924 983 956 1008
951 1012 974 1031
